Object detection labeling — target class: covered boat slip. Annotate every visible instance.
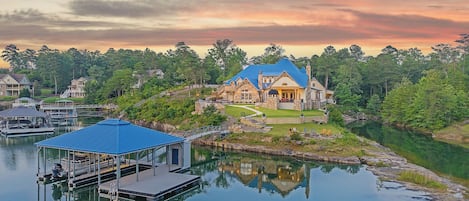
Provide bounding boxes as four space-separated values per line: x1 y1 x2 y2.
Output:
0 106 55 137
35 119 196 199
99 165 200 201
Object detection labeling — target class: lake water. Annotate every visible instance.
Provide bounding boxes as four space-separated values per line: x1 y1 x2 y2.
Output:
349 121 469 183
0 118 434 201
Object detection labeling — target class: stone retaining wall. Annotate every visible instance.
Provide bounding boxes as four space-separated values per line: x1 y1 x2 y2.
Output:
194 139 361 165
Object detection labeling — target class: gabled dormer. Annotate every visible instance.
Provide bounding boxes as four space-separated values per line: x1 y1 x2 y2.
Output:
270 72 301 88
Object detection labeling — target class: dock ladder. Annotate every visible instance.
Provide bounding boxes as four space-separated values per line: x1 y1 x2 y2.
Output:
109 181 118 201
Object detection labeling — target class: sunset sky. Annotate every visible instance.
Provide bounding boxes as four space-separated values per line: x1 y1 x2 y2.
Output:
1 0 468 67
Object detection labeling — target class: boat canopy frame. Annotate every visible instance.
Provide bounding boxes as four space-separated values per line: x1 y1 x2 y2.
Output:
35 119 187 189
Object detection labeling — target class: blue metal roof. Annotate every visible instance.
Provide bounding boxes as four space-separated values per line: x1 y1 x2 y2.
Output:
35 119 184 155
225 58 308 89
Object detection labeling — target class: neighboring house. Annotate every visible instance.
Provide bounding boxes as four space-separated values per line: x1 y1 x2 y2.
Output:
132 69 165 89
0 74 32 97
66 77 87 98
216 58 333 110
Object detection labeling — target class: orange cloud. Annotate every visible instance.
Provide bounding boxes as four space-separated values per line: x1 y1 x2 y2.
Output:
0 1 468 57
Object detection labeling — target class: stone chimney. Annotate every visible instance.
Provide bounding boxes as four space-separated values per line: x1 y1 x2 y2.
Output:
306 61 311 81
258 70 263 89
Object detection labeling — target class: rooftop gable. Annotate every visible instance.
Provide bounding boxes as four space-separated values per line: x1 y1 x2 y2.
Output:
225 58 308 89
0 74 30 85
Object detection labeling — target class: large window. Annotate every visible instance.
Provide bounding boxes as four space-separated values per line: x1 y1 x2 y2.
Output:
240 89 252 100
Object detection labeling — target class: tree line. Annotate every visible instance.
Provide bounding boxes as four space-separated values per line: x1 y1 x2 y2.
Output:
2 34 468 130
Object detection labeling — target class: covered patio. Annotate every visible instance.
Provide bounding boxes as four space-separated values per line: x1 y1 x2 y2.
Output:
35 118 194 198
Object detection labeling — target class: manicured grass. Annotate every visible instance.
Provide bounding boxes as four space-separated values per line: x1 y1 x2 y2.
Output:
266 123 342 136
224 124 373 158
248 106 324 117
222 104 374 158
225 105 256 118
42 97 84 104
398 171 446 190
0 96 16 101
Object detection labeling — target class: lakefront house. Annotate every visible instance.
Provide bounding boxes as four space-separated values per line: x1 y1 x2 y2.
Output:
0 74 32 97
61 77 88 98
216 58 334 110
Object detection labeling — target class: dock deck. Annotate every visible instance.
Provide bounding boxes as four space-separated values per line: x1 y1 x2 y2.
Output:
99 165 200 200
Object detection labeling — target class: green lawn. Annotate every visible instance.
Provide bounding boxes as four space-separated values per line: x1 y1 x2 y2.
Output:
225 104 324 118
42 97 85 104
0 96 16 101
225 105 256 118
266 123 342 136
248 106 324 117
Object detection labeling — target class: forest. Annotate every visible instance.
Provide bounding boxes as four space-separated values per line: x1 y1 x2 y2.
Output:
1 34 469 131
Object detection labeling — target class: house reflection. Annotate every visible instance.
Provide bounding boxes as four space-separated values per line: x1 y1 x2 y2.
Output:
218 158 311 198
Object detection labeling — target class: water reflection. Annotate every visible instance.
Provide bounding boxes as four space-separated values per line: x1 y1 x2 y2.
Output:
216 156 309 196
349 121 469 181
0 118 433 201
0 135 47 171
180 147 431 201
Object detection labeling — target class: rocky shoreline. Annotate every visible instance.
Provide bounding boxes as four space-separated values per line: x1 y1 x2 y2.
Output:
193 138 467 201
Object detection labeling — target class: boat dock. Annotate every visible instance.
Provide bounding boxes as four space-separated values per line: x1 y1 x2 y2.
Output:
35 119 197 201
0 106 56 137
99 165 200 200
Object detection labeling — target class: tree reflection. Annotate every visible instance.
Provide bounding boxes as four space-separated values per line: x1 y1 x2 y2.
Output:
215 170 230 188
320 164 335 173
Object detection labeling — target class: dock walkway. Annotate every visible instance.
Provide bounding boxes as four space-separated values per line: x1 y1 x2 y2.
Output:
99 165 200 200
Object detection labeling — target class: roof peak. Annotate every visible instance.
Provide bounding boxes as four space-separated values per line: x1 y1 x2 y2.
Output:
98 118 131 126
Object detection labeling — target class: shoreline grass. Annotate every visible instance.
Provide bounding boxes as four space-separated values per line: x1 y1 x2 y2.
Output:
398 171 446 190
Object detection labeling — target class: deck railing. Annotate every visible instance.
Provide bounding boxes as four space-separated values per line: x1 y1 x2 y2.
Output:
183 125 229 141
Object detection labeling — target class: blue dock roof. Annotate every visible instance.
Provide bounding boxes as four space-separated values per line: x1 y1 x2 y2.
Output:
35 119 184 155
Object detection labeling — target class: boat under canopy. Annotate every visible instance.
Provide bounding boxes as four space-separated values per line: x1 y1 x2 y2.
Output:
0 106 55 137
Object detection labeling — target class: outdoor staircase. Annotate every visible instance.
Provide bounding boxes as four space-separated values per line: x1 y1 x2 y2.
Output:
60 89 71 98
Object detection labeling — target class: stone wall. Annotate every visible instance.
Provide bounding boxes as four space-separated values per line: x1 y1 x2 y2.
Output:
240 117 265 129
194 100 225 115
258 96 278 110
293 99 301 110
194 140 361 165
